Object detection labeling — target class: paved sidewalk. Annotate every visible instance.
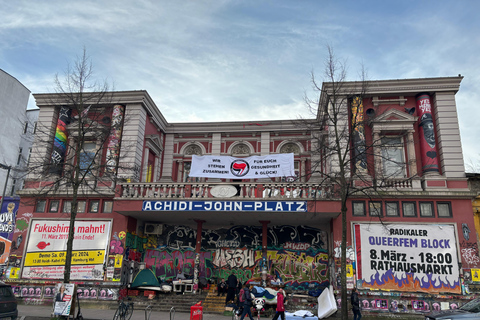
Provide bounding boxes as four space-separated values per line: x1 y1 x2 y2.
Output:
18 304 230 320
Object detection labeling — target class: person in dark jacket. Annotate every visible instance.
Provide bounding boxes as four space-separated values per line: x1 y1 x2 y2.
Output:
226 273 237 304
351 287 361 320
217 278 227 296
239 283 254 320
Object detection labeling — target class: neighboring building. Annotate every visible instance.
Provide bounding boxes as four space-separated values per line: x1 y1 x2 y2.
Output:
0 69 37 197
0 69 38 266
8 76 479 315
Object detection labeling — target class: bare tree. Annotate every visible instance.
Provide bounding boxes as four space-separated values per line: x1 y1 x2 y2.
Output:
465 155 480 173
300 47 417 320
21 48 131 283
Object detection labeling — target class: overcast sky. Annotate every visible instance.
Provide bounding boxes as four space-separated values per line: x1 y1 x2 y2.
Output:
1 1 479 169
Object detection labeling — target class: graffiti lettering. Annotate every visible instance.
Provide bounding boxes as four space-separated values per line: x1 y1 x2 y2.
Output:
283 242 311 251
216 240 240 248
213 249 255 268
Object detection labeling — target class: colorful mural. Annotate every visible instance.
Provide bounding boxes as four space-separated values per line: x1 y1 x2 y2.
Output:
0 197 19 264
50 106 71 175
138 224 329 291
416 93 440 174
351 96 367 173
105 104 125 174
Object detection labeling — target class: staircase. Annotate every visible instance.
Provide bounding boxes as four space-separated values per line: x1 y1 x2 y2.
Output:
124 286 227 314
202 285 231 314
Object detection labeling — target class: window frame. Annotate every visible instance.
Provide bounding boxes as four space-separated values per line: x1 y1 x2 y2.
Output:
380 136 406 178
402 201 417 217
49 200 60 213
63 200 72 213
385 201 400 217
103 200 113 213
437 202 452 218
369 201 383 217
35 200 46 213
89 200 100 213
419 201 434 217
352 201 366 216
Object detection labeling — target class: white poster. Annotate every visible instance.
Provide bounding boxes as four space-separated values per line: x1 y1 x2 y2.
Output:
190 153 295 179
53 283 75 316
354 223 460 293
22 219 111 280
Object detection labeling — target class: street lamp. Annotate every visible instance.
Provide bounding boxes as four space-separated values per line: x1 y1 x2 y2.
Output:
0 163 12 214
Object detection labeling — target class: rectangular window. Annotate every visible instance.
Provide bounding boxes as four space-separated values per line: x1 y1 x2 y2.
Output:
17 148 23 165
89 200 99 213
10 180 16 196
77 200 86 213
437 202 452 217
402 202 417 217
27 148 32 165
419 202 434 217
63 201 72 213
23 122 28 134
385 202 399 217
33 122 37 134
352 201 366 216
369 201 383 216
49 200 60 213
64 200 88 213
381 137 406 178
79 142 97 175
35 200 46 212
103 201 113 213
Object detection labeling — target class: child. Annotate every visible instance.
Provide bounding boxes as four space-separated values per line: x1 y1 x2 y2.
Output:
272 288 286 320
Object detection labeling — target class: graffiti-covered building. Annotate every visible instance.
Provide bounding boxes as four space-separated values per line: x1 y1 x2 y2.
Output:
9 76 479 314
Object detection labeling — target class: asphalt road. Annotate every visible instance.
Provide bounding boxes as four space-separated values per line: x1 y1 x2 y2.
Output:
19 304 231 320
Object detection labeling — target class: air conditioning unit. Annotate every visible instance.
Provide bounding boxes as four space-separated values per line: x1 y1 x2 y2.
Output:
144 223 163 235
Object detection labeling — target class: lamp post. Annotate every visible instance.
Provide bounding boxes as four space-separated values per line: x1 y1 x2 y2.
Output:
0 163 12 214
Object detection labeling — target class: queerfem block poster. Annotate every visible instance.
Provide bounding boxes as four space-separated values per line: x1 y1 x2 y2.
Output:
354 223 460 294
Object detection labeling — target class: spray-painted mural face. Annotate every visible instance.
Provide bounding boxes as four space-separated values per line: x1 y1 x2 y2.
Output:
416 94 439 173
134 224 329 291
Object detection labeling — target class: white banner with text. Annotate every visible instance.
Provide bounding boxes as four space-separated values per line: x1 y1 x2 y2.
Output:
190 153 295 179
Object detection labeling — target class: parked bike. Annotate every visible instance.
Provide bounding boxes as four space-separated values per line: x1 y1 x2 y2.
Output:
113 297 134 320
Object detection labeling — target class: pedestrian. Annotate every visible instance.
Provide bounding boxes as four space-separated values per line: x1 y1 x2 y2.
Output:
272 287 286 320
217 278 227 296
226 273 237 304
351 287 361 320
239 283 254 320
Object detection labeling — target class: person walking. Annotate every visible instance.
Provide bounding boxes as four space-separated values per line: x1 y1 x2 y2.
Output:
226 273 237 304
272 288 286 320
351 288 361 320
239 283 254 320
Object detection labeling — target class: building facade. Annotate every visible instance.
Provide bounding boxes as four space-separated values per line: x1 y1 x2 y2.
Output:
7 76 479 315
0 69 38 267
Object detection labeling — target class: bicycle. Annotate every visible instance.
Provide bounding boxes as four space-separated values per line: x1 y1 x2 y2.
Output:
113 297 134 320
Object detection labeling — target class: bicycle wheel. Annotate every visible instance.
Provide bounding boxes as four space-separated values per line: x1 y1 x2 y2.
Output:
113 307 121 320
125 303 134 320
